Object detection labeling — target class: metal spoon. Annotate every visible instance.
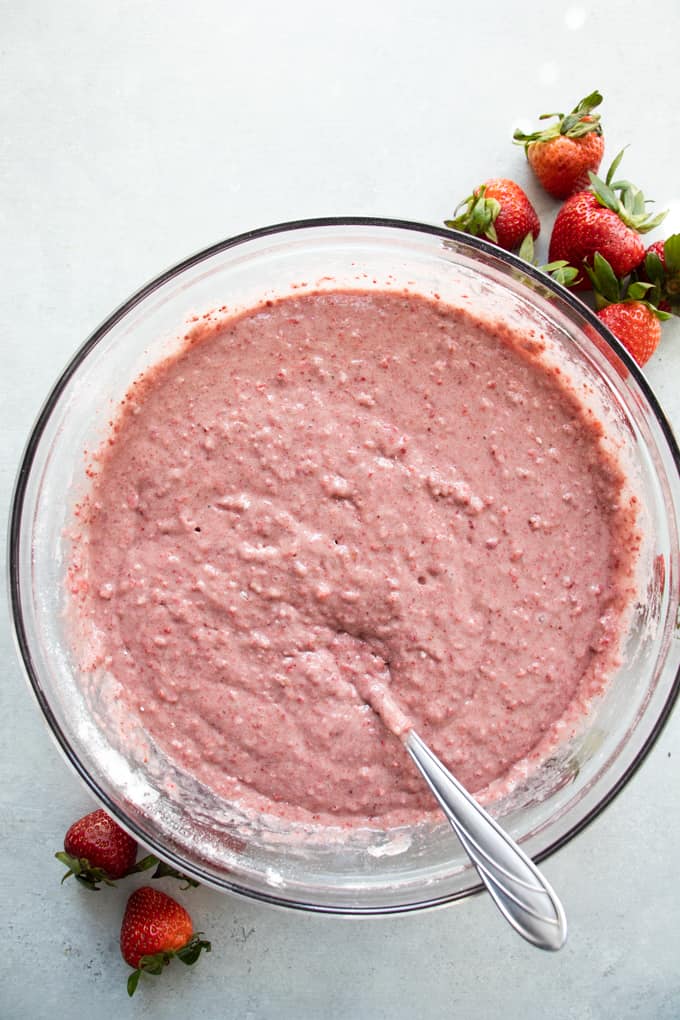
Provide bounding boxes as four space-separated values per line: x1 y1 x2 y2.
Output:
406 728 567 951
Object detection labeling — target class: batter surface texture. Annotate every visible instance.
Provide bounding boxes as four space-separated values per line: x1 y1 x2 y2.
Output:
70 290 639 827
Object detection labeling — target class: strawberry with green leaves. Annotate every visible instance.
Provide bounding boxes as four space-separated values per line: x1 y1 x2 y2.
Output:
56 809 138 889
548 151 667 289
445 178 540 252
56 807 198 890
637 234 680 313
121 886 211 996
514 90 605 199
598 302 664 366
589 251 670 365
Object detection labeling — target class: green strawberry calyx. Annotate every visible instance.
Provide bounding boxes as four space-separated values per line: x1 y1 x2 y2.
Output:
513 90 603 148
133 855 200 889
127 935 212 996
588 252 671 319
518 233 580 287
640 234 680 311
445 185 501 243
55 851 117 891
589 149 668 234
56 849 199 891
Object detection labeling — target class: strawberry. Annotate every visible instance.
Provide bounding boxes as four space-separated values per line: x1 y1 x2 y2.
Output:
56 809 138 889
513 90 604 199
445 178 540 252
636 234 680 313
56 808 199 890
597 301 663 366
120 886 211 996
645 238 666 263
550 190 643 289
588 251 670 365
548 151 667 290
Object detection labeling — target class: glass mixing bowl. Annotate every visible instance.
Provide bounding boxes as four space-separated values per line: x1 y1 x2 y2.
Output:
9 218 680 913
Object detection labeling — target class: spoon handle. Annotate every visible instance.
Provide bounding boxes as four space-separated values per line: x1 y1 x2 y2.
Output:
406 730 567 951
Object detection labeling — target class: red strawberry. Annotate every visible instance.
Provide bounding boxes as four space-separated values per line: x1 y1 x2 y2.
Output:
121 886 211 996
514 90 605 199
56 809 138 889
596 301 663 366
646 238 666 263
637 234 680 313
548 151 667 290
445 178 540 252
588 251 670 365
56 808 198 890
550 191 644 289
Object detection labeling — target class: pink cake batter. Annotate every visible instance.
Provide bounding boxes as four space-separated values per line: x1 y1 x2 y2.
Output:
69 289 640 828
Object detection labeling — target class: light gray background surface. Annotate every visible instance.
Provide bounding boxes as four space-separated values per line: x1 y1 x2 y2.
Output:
2 2 679 1017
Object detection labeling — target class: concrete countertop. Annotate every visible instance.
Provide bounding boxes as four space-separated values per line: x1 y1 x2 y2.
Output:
2 2 679 1017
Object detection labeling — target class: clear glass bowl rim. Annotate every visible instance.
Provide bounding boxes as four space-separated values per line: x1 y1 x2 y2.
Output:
7 215 680 915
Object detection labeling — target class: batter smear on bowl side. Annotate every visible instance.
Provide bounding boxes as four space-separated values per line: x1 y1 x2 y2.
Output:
69 290 641 828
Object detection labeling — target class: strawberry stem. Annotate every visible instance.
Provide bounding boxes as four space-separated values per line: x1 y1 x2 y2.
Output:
513 90 603 147
127 970 142 997
541 262 580 287
55 851 116 891
589 150 668 234
444 186 500 242
56 848 199 890
518 232 579 287
127 854 199 888
126 935 212 996
588 252 672 318
151 860 200 889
